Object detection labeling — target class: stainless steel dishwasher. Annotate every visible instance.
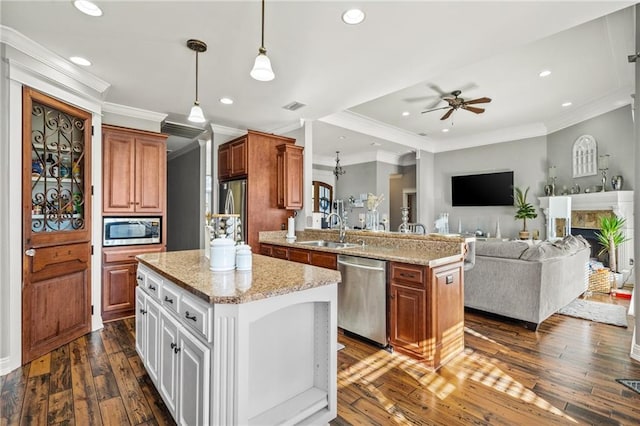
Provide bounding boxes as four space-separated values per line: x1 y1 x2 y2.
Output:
337 255 387 346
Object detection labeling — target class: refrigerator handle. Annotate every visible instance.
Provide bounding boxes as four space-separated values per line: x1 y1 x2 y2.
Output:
224 188 235 214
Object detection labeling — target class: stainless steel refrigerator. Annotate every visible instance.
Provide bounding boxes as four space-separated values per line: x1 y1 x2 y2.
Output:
219 179 247 243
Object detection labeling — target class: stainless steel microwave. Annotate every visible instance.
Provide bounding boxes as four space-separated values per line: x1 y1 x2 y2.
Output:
103 217 161 247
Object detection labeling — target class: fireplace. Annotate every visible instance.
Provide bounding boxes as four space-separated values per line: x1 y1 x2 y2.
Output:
539 191 634 282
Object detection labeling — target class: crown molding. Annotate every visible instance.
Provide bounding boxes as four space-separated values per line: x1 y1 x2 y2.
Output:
268 119 304 136
0 25 110 95
210 123 245 138
432 122 548 153
313 149 416 168
102 102 167 124
320 110 433 152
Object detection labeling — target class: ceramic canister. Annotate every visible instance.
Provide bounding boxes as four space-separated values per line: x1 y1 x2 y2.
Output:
210 237 236 271
236 243 252 271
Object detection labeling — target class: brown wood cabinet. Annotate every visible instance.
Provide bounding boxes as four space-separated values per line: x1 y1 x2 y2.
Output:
260 244 337 270
102 245 164 322
219 131 297 250
389 260 464 369
103 125 167 214
218 137 247 180
277 144 304 210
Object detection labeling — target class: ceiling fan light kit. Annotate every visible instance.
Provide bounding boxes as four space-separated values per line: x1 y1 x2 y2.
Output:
187 38 207 123
250 0 275 81
421 89 491 120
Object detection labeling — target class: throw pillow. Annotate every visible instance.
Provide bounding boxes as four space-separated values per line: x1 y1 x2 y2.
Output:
475 241 530 259
519 241 568 261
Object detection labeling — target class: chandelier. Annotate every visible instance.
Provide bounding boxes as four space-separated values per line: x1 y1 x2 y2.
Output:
333 151 345 180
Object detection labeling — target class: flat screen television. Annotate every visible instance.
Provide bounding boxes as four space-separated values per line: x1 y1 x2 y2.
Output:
451 171 514 207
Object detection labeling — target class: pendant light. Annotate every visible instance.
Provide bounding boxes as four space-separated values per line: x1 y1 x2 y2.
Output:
187 39 207 123
250 0 275 81
333 151 345 180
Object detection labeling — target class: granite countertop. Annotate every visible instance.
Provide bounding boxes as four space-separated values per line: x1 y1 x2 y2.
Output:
260 231 465 267
137 250 341 305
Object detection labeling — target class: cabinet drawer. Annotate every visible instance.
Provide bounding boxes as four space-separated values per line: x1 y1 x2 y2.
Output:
104 245 164 264
139 267 162 301
390 263 425 288
161 281 180 315
272 246 288 260
310 252 337 270
179 292 213 343
288 248 310 264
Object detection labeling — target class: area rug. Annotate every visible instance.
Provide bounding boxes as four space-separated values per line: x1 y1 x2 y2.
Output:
557 299 628 327
616 379 640 395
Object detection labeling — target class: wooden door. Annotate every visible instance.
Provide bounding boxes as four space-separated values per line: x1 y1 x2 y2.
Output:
229 138 247 177
135 136 166 213
389 284 426 358
103 128 136 213
102 263 136 320
22 87 92 364
218 144 231 179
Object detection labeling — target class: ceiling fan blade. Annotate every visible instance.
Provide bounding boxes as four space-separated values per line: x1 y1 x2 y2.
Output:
440 108 455 120
421 106 449 114
462 105 485 114
464 97 492 105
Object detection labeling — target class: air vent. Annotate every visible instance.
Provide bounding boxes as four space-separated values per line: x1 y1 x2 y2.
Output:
161 120 206 139
418 132 428 137
282 101 307 111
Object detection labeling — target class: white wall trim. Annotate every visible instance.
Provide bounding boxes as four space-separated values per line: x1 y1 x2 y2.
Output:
433 122 548 153
210 123 245 138
0 25 110 94
269 119 304 136
103 102 167 124
631 329 640 362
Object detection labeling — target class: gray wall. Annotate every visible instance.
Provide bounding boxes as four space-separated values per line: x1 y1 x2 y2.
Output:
167 146 201 251
433 136 548 239
335 162 377 228
547 105 634 192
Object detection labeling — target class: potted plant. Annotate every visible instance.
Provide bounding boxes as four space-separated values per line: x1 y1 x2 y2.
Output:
596 215 628 288
514 186 537 239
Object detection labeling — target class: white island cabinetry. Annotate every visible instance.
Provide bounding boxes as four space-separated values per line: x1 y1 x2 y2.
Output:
135 251 339 426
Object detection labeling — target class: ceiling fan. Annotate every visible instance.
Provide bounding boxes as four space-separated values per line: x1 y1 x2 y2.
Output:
421 90 491 120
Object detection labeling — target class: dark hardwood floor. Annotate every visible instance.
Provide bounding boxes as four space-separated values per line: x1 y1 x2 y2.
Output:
2 293 639 425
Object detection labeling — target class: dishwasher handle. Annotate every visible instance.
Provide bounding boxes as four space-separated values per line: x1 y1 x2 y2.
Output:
338 259 385 272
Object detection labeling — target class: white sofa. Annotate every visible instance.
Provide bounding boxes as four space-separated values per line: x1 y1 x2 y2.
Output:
464 235 590 330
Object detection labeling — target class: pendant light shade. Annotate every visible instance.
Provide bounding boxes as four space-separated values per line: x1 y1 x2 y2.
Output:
250 0 275 81
187 39 207 123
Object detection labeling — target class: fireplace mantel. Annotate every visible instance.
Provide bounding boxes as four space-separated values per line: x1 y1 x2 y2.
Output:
539 190 634 283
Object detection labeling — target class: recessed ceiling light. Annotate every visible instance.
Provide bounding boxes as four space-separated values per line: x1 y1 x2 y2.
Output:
402 111 410 117
342 9 365 25
442 128 449 133
70 56 91 66
539 70 551 77
219 97 234 105
370 142 382 147
73 0 103 17
562 102 572 107
339 136 346 140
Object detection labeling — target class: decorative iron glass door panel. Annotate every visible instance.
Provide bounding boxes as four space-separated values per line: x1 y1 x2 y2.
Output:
22 87 92 364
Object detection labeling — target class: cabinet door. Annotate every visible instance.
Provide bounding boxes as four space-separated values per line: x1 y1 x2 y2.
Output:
230 139 247 177
272 246 289 260
102 263 136 321
177 331 211 426
159 310 179 416
389 284 426 359
103 129 136 213
259 244 273 256
218 144 230 180
135 287 147 360
135 137 166 213
432 262 464 363
277 144 304 210
146 297 161 386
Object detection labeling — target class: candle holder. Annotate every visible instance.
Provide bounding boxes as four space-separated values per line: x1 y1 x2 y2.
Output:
598 154 609 192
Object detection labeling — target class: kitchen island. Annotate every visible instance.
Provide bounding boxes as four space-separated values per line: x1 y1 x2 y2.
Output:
135 250 340 426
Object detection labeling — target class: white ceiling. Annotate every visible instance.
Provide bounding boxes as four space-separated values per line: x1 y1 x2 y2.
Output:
1 1 635 158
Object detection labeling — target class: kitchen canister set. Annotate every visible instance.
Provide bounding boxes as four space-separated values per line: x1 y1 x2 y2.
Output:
210 238 252 272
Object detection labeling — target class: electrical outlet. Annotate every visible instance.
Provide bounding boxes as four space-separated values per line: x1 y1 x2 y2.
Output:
630 258 634 266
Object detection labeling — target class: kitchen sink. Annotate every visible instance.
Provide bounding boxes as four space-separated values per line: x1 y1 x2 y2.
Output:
297 240 359 249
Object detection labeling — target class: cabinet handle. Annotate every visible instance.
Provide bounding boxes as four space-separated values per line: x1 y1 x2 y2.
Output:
129 202 134 205
170 342 177 349
137 275 142 282
185 311 197 322
174 346 181 354
164 295 174 304
400 272 415 278
139 308 147 315
148 284 156 291
446 275 454 285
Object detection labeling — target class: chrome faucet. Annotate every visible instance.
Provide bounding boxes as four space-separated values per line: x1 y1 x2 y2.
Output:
326 212 346 243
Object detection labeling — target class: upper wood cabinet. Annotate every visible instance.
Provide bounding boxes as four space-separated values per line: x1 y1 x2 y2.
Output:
218 137 247 180
277 144 304 210
103 125 167 214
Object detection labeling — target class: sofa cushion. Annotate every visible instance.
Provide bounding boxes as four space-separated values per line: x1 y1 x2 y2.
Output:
475 241 530 259
553 234 590 253
519 241 569 261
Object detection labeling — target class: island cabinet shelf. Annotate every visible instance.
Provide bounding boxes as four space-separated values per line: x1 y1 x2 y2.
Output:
134 252 339 426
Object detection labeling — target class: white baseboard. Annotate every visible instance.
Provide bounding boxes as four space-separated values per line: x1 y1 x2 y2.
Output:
0 354 20 377
631 328 640 362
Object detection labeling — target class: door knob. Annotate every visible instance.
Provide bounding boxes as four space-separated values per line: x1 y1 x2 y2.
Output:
25 248 36 257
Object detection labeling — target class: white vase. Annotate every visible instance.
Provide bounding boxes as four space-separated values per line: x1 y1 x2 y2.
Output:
613 272 624 289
